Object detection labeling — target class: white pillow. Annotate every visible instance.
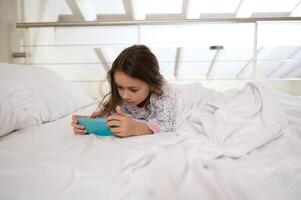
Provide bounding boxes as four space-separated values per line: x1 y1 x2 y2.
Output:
0 63 94 136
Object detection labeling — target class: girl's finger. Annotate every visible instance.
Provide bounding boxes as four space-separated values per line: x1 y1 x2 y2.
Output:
110 127 122 134
90 112 99 118
72 115 79 122
71 122 85 129
106 120 120 127
73 128 86 134
72 115 89 123
115 106 126 116
107 115 123 121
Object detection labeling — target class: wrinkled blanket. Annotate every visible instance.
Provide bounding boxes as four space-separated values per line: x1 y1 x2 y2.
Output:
109 82 292 200
174 81 288 158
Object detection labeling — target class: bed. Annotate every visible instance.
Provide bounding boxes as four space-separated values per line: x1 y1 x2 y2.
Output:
1 62 301 200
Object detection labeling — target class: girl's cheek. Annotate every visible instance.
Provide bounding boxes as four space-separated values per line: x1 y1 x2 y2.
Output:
118 90 124 97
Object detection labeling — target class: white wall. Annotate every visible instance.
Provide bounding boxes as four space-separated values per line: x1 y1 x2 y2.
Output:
291 80 301 96
2 0 300 98
0 0 24 63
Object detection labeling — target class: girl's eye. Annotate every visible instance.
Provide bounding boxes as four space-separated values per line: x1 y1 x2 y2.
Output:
131 89 138 92
117 87 124 90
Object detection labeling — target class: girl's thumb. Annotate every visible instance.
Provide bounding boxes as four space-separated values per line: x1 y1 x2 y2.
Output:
116 106 125 116
90 112 98 118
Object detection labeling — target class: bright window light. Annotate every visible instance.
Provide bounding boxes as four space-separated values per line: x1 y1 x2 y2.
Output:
236 0 300 18
132 0 146 20
92 0 125 14
187 0 240 19
140 23 254 47
143 0 183 14
290 1 301 16
258 22 301 46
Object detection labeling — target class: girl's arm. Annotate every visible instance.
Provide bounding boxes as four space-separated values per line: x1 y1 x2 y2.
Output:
132 121 154 136
149 93 176 133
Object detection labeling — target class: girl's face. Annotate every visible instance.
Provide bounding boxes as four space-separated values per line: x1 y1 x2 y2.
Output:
114 71 151 107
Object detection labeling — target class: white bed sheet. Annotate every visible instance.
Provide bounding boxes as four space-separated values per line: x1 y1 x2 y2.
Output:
0 88 301 200
0 103 181 200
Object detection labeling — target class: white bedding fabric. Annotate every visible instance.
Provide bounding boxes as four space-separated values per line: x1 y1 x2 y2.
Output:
0 83 301 200
174 81 288 158
0 63 94 136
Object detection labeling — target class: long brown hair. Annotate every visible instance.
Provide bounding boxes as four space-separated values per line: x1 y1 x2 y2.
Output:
97 44 164 116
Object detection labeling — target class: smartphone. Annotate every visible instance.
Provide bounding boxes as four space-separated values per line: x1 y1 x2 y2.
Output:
77 118 113 136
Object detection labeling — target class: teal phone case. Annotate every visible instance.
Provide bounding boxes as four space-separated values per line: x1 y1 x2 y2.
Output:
77 118 113 136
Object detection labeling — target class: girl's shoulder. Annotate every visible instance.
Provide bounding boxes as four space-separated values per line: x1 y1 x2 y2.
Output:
150 81 176 106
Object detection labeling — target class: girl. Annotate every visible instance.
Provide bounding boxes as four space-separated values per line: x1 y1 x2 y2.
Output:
71 45 176 137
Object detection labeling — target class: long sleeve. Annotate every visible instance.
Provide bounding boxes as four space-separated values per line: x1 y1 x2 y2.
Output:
148 90 176 132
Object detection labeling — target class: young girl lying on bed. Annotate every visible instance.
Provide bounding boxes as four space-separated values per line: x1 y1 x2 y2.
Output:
71 45 176 137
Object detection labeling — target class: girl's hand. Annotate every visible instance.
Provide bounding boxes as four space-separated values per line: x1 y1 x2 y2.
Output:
106 106 152 137
71 112 99 135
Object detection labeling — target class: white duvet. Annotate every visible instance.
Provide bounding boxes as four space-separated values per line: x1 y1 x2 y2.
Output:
174 82 288 158
0 82 301 200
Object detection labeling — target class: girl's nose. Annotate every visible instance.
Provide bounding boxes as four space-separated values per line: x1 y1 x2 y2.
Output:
123 91 131 100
